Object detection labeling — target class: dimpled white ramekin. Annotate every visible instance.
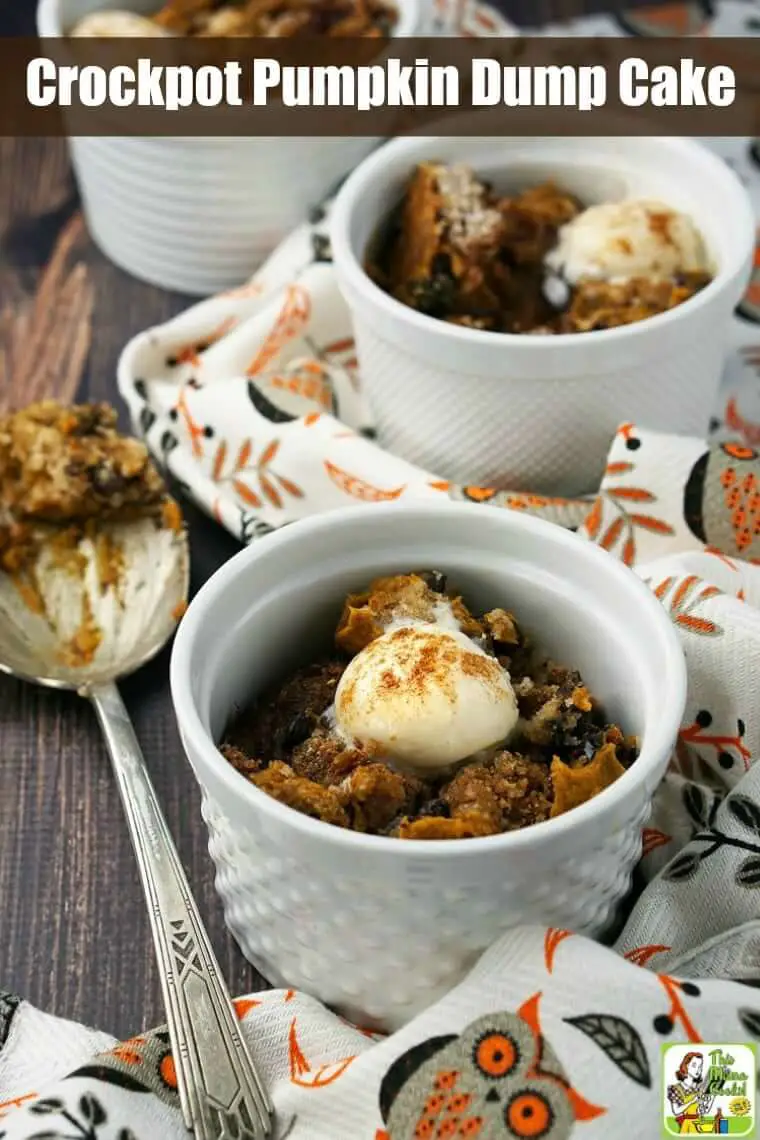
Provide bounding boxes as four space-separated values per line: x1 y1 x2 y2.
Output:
170 501 687 1030
36 0 422 296
330 135 756 496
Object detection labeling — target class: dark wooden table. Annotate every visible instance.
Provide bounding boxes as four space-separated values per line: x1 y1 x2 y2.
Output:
0 0 654 1041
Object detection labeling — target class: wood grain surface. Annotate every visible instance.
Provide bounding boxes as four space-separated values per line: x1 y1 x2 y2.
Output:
0 0 648 1040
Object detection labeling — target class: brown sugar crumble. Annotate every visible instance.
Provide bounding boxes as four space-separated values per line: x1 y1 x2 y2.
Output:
221 571 639 840
367 162 712 335
0 400 184 666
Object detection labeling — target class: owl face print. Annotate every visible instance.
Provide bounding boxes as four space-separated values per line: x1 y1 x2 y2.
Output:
684 442 760 558
378 1011 577 1139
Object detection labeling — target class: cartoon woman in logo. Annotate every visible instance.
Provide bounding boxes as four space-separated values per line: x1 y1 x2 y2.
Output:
667 1052 716 1133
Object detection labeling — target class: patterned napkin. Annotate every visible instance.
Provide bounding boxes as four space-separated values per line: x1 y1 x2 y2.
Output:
6 3 760 1139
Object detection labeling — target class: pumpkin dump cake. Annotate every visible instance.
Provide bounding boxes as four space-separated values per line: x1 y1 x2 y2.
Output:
72 0 397 38
368 163 713 334
221 572 639 839
0 400 183 667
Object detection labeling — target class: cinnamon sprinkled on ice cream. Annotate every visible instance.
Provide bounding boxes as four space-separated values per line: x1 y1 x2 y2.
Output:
334 624 519 773
545 198 709 285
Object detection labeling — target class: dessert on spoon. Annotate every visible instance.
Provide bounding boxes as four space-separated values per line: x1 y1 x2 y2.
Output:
0 400 272 1140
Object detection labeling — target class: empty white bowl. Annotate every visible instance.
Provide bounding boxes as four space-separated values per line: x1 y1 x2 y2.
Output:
330 135 755 495
36 0 422 296
170 500 686 1029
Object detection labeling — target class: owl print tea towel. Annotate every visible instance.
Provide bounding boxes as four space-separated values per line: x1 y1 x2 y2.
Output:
8 1 760 1138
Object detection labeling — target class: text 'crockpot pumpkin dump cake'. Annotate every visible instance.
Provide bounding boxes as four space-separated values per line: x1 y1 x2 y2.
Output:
72 0 397 38
368 163 713 334
221 572 639 839
0 400 183 667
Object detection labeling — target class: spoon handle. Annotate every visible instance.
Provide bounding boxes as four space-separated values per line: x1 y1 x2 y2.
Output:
89 681 272 1140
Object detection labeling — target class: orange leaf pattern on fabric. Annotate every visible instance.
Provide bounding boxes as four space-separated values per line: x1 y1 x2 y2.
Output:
676 614 719 634
544 928 574 973
623 944 671 967
0 1094 39 1117
621 536 636 566
246 285 311 377
236 439 253 469
607 487 656 503
600 517 624 551
172 385 208 459
234 998 261 1019
260 439 280 466
288 1018 356 1088
605 461 635 476
628 514 675 535
212 440 227 481
645 574 725 638
653 576 676 600
211 436 302 510
275 473 305 498
324 460 406 501
260 473 284 508
320 335 358 374
704 546 739 571
657 975 702 1044
725 394 760 447
270 361 333 410
504 492 578 510
642 828 673 857
233 479 263 508
584 496 603 540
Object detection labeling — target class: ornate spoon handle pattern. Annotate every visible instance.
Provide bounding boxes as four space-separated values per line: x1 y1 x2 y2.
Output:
90 682 272 1140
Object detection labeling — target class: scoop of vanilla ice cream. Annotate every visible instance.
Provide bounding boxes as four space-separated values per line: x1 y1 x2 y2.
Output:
72 11 172 35
334 624 518 773
544 198 708 285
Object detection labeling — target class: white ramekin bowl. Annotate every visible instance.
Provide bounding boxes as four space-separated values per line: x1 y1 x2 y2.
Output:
36 0 422 296
331 135 755 496
170 501 686 1029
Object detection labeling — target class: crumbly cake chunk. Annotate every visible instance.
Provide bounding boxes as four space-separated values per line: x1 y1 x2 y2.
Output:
251 762 350 828
222 570 638 840
369 163 710 335
149 0 396 36
0 401 164 523
335 572 483 655
560 272 712 333
382 163 505 321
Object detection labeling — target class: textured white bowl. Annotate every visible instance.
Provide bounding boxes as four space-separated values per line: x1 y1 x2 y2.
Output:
331 135 755 496
170 501 687 1029
36 0 422 296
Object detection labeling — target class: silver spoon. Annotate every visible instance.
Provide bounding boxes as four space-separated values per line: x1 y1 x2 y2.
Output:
0 513 272 1140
